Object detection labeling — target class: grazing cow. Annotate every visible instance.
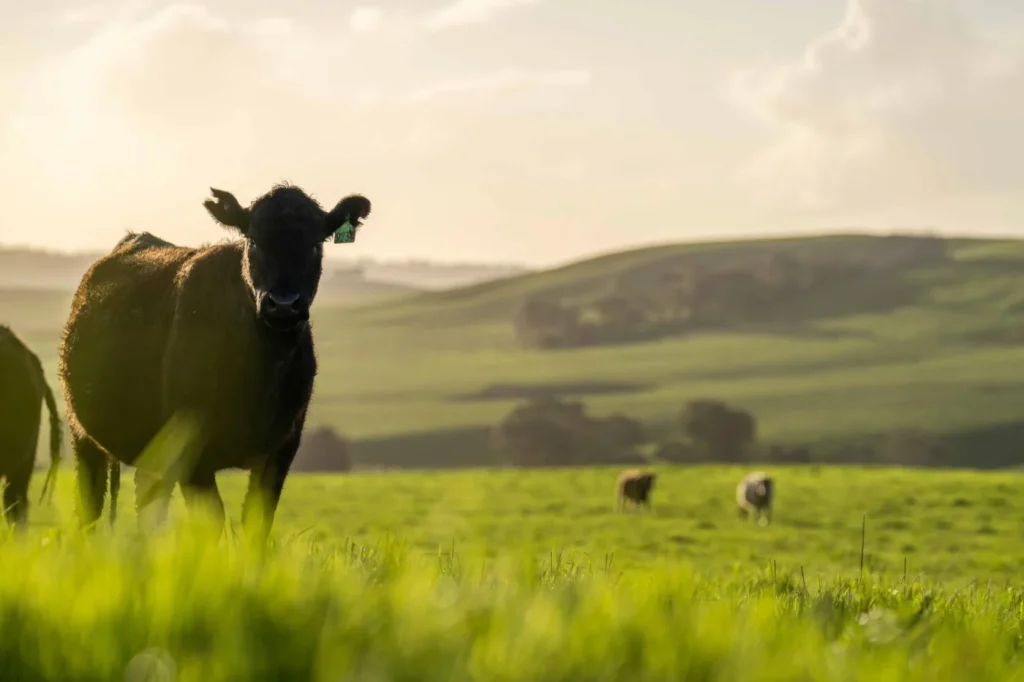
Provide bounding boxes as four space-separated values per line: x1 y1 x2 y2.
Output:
736 471 774 526
0 325 62 525
617 469 656 511
58 184 371 540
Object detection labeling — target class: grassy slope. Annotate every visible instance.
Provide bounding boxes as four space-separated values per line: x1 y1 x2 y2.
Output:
7 234 1024 467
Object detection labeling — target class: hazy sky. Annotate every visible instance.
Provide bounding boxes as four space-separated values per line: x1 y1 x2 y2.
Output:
1 0 1022 266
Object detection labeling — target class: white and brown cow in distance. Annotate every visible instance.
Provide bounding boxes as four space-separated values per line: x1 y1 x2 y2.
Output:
736 471 774 526
617 469 656 512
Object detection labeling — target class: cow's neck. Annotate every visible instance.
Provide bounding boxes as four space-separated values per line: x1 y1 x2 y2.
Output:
254 324 304 377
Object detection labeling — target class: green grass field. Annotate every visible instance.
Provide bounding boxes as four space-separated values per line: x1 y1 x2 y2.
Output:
10 233 1024 468
22 464 1024 586
7 464 1024 680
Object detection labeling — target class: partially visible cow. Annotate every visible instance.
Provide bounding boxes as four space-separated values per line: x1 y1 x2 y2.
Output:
736 471 774 526
0 325 62 525
58 183 371 541
617 469 656 512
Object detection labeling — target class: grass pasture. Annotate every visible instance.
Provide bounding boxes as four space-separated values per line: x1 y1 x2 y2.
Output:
6 464 1024 680
22 464 1024 586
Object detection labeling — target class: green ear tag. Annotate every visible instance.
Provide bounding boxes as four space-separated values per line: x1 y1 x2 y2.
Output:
333 220 356 244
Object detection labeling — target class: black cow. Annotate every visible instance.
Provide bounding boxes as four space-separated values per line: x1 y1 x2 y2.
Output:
58 184 371 540
0 325 62 525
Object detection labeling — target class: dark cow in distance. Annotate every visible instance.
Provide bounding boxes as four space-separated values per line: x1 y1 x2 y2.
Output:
617 469 656 512
58 183 371 540
0 325 62 525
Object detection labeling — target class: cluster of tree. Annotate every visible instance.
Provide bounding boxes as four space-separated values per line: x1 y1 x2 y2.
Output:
492 396 762 468
653 402 955 468
655 399 758 464
491 397 648 467
291 426 354 472
513 237 949 350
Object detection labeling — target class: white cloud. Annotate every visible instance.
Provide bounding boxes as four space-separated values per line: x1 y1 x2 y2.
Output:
728 0 1024 213
350 6 383 34
422 0 541 30
403 68 590 103
56 4 112 24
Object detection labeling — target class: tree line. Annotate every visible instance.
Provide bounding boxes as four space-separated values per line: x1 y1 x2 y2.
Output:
490 396 960 469
290 394 998 471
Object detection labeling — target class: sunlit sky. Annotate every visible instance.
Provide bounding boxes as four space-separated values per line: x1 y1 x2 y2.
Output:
1 0 1022 266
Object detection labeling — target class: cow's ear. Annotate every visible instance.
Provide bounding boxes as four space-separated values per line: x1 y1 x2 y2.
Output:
204 188 251 235
324 194 371 240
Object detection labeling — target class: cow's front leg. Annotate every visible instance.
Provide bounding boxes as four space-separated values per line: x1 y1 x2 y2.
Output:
241 433 300 545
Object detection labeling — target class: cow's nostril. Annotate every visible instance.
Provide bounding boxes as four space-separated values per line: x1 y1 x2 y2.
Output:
266 293 301 315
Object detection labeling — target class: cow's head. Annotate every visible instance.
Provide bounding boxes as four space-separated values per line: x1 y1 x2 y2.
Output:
204 184 371 333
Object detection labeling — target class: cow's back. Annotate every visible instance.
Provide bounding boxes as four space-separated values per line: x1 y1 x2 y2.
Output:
59 233 197 462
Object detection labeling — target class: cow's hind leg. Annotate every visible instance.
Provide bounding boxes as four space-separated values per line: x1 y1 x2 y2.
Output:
3 468 31 527
179 469 225 533
73 433 108 529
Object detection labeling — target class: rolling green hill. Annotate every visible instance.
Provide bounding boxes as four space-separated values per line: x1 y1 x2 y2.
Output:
7 233 1024 469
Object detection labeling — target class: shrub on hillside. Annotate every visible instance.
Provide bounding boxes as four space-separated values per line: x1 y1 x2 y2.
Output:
598 413 648 452
492 397 648 467
292 427 353 472
512 299 585 349
678 399 756 463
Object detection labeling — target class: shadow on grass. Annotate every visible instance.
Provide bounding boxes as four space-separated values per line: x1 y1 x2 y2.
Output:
943 421 1024 469
448 380 654 403
351 426 497 470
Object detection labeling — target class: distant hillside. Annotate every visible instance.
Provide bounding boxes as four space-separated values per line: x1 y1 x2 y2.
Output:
295 232 1024 470
360 232 953 329
12 232 1024 473
0 249 103 291
348 259 528 291
0 246 527 295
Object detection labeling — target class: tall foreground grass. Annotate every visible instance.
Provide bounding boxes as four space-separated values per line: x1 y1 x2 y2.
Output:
2 517 1024 681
